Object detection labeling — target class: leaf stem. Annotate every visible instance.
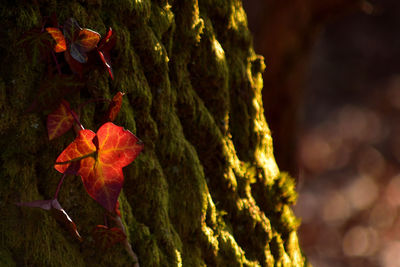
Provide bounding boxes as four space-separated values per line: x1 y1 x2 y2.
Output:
51 50 62 75
62 101 84 131
54 152 96 165
114 216 140 267
54 173 66 199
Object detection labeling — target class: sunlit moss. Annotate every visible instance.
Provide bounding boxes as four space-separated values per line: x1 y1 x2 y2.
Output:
0 0 306 266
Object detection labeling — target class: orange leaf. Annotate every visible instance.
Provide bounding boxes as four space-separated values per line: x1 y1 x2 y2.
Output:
106 92 125 122
76 29 101 52
47 100 76 140
45 27 66 53
54 129 96 174
55 123 143 212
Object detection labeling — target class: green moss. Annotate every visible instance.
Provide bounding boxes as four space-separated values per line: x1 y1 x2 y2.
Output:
0 0 306 266
0 248 16 267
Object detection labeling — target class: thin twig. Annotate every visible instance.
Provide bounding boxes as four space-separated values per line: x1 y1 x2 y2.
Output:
114 216 140 267
53 173 66 199
62 101 84 131
51 50 62 75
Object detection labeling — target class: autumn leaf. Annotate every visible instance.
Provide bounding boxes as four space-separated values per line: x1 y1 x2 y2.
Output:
97 28 116 79
47 100 77 140
45 27 66 53
16 198 82 242
106 92 125 122
63 18 100 63
54 122 143 212
64 50 84 76
92 225 126 250
98 51 113 79
98 27 114 49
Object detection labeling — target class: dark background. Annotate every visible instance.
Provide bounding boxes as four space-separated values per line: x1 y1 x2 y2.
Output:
244 0 400 266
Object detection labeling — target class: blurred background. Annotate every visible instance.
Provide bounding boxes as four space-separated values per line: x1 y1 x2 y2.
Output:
243 0 400 266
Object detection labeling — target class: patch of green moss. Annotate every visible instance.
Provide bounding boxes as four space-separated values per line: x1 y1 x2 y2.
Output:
0 248 16 267
0 0 306 266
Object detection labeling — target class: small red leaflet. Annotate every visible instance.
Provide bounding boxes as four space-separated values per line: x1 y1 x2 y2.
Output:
106 91 125 122
45 27 67 53
47 100 77 140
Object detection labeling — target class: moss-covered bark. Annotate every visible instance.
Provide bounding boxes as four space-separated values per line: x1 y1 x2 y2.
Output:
0 1 307 266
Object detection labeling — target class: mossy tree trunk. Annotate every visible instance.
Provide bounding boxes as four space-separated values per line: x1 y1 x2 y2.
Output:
0 1 307 266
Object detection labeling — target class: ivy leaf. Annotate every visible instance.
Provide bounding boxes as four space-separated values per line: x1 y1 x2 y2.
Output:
47 100 77 140
63 18 101 63
92 225 126 250
16 199 82 242
54 122 143 212
45 27 66 53
64 50 84 76
97 27 116 79
98 27 115 50
106 92 125 122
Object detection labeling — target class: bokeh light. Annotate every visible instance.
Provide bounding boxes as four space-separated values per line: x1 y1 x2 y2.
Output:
243 0 400 265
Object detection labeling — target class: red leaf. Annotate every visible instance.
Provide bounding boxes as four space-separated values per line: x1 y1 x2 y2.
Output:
97 50 114 79
64 18 100 63
17 199 82 242
97 28 116 79
64 50 84 76
45 27 66 53
47 100 76 140
106 92 125 122
54 122 143 212
98 28 114 49
54 130 97 173
77 29 101 52
92 225 126 250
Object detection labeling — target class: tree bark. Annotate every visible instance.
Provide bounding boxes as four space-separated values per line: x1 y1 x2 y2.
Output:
0 1 306 266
